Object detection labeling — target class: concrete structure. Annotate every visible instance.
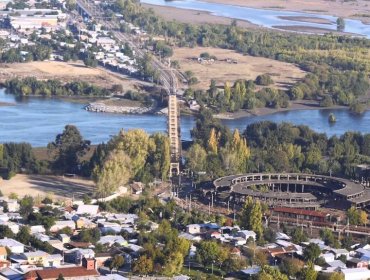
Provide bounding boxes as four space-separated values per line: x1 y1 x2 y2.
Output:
214 173 370 209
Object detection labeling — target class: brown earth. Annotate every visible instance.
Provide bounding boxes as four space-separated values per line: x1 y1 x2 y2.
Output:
173 47 306 90
0 61 148 91
0 174 95 201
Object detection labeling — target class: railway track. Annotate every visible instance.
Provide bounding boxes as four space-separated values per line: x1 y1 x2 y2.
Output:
76 0 185 94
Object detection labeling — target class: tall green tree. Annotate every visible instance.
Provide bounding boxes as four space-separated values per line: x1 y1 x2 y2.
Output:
187 143 207 172
109 255 125 272
93 149 132 198
48 125 90 173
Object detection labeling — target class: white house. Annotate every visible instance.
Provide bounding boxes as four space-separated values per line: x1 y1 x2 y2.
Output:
30 225 46 235
321 253 335 263
76 205 99 216
341 268 370 280
99 222 122 234
0 238 24 254
186 224 201 234
233 237 247 246
98 235 128 247
44 254 63 267
50 220 76 233
331 248 350 259
237 230 256 241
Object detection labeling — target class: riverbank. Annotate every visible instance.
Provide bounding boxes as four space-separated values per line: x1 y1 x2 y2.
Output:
85 98 156 114
141 3 258 29
213 100 354 120
201 0 370 23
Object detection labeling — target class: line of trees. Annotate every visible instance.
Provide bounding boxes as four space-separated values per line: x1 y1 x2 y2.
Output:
0 43 52 63
4 78 111 97
0 143 38 179
187 109 370 179
91 129 170 197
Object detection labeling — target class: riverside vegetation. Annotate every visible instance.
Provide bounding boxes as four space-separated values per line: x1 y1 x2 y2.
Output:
1 112 369 194
106 0 370 113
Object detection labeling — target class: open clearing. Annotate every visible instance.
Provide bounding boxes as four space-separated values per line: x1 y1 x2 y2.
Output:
173 47 306 90
0 174 95 201
0 61 148 91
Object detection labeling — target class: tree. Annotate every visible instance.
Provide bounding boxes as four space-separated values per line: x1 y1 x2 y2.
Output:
258 265 288 280
320 228 339 248
19 196 34 218
57 274 65 280
359 210 368 226
291 228 308 244
207 128 219 154
146 133 170 180
337 17 345 31
196 240 221 267
300 262 317 280
329 272 344 280
239 197 264 239
48 125 90 173
132 255 153 276
77 228 101 244
0 225 14 239
187 143 207 173
17 226 31 244
303 243 321 262
256 74 274 86
109 255 125 272
163 252 183 276
224 82 231 104
279 257 303 278
94 149 132 198
347 206 360 225
250 200 264 239
113 129 150 177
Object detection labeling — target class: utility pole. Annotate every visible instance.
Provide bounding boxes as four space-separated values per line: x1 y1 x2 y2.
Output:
211 192 214 209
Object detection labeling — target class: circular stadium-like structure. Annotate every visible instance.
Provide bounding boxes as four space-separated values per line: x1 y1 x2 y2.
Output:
213 173 370 209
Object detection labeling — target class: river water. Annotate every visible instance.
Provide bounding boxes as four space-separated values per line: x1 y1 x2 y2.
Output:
140 0 370 38
0 90 369 147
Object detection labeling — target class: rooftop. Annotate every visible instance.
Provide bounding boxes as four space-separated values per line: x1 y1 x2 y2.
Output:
32 266 99 279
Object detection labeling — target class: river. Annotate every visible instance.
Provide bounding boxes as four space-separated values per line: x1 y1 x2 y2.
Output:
0 90 369 147
140 0 370 38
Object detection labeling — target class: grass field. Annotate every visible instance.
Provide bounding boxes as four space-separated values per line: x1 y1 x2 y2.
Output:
0 61 147 91
0 174 95 201
173 47 306 90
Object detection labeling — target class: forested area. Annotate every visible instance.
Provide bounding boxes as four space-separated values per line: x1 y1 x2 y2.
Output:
109 0 370 112
90 129 170 197
0 143 39 179
187 109 370 179
0 42 52 63
4 77 111 97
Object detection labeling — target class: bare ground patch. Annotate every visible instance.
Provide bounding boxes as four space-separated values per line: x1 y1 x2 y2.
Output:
0 174 95 201
173 47 306 90
0 61 148 91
